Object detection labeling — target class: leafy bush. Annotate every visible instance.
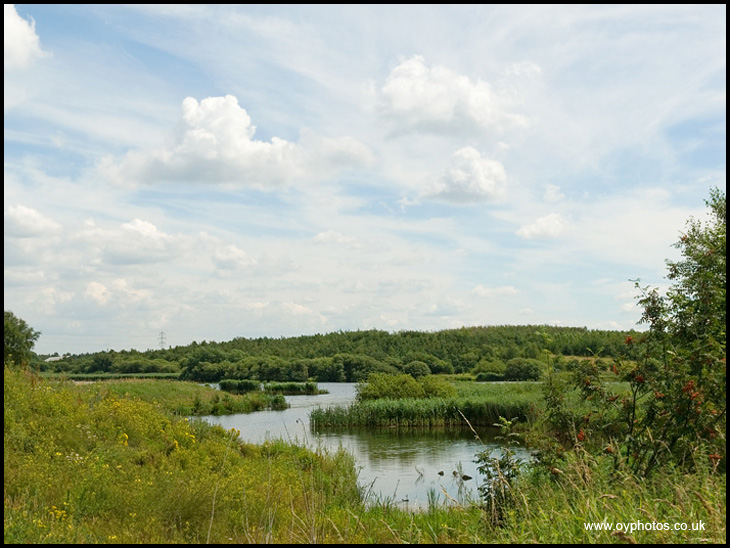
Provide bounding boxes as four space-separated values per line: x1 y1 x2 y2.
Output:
419 375 458 398
218 379 261 394
471 358 506 376
503 358 542 381
540 188 726 477
403 360 431 378
476 372 504 382
356 373 425 401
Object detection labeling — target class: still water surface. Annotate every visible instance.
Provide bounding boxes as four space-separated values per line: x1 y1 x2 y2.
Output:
199 383 530 508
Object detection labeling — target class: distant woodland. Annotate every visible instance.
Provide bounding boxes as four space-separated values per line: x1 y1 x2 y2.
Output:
36 325 637 382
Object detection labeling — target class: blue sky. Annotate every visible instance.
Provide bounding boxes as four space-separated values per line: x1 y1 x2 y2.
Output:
4 4 726 355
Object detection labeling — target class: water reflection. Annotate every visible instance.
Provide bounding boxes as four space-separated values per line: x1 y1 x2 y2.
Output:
199 383 530 507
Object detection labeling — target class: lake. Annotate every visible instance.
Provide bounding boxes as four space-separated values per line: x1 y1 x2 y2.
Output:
199 382 530 508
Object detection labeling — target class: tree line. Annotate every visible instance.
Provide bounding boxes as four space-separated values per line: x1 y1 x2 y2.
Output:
29 324 638 382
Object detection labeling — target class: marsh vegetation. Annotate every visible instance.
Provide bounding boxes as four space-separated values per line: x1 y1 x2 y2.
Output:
4 189 726 543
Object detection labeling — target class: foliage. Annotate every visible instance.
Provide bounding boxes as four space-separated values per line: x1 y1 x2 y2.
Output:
3 366 359 543
403 360 431 378
621 188 726 475
90 378 287 416
538 189 726 478
5 364 725 543
4 311 40 367
475 417 525 527
355 373 458 402
217 378 262 394
50 325 638 381
503 358 543 381
418 375 458 398
471 357 507 376
263 381 324 395
476 372 505 382
356 373 425 401
315 381 539 428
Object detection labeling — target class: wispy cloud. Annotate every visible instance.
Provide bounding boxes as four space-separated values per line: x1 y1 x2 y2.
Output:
3 5 725 353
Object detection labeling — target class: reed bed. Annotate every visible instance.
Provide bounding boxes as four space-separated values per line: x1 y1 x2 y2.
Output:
263 381 325 395
311 396 537 428
5 366 725 543
218 378 262 394
218 380 325 396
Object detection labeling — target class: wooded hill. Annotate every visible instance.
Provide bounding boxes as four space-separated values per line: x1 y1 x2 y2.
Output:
38 324 637 382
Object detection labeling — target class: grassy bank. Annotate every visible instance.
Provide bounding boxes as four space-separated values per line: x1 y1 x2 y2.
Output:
79 377 287 416
40 372 181 381
4 366 359 543
4 366 725 543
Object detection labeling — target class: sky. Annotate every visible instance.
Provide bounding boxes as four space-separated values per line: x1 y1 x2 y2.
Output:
4 4 726 355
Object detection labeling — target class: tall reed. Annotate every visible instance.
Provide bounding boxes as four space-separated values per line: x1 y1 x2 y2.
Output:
311 396 536 428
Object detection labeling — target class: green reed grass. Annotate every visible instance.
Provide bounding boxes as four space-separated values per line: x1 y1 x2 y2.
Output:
82 378 287 415
5 366 725 544
312 381 542 429
218 378 262 394
263 381 325 395
311 396 537 428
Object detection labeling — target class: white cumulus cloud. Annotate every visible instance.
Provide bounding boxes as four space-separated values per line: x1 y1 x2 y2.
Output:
424 147 507 203
99 95 373 187
380 55 524 135
77 218 183 266
516 213 568 239
4 4 47 70
4 204 61 237
212 244 256 271
85 281 111 305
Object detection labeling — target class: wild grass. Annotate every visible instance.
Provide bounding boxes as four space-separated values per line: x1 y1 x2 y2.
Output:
218 379 326 396
40 372 181 381
311 396 536 428
218 378 262 394
81 378 288 416
312 380 542 429
5 366 725 543
3 366 357 543
263 381 326 395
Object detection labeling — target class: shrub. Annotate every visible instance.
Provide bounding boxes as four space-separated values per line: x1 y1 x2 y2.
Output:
503 358 542 381
403 360 431 378
218 379 262 394
540 188 726 477
476 372 505 382
419 375 457 398
471 358 506 376
356 373 425 401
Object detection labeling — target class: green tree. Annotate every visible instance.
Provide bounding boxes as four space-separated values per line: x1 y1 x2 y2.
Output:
87 352 113 373
552 188 726 476
503 358 542 381
627 187 726 474
4 311 41 367
403 360 431 378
